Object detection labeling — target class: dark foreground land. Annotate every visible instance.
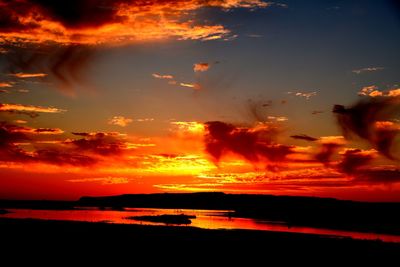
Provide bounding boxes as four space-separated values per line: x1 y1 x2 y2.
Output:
2 192 400 235
1 218 399 259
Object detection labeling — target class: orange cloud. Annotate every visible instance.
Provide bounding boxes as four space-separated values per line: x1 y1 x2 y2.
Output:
9 72 48 78
387 88 400 97
0 103 66 114
358 85 381 97
108 116 133 127
14 120 27 124
0 82 13 88
358 86 400 98
170 121 205 135
193 63 210 72
0 0 271 45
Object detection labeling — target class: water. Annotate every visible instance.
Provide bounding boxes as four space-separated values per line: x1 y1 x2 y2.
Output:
2 208 400 243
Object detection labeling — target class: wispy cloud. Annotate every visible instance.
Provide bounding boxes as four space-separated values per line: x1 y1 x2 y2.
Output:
247 34 263 38
6 125 64 135
152 73 174 80
136 118 154 122
67 177 130 185
9 73 48 78
287 91 317 99
311 110 324 115
0 103 66 114
180 82 200 90
13 120 27 124
352 67 384 74
108 116 133 127
0 82 13 88
267 116 288 122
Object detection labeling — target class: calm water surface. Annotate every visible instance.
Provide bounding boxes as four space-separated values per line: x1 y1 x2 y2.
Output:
2 208 400 243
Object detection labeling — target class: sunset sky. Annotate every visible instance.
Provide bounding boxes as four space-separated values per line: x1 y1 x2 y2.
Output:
0 0 400 201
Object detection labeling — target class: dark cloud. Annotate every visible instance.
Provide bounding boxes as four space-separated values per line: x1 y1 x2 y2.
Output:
28 0 124 29
315 143 341 165
0 121 127 166
6 45 95 93
354 169 400 184
68 132 126 156
34 149 97 166
71 132 91 137
338 149 374 174
0 122 31 162
333 97 400 160
204 121 293 164
290 134 318 142
312 110 324 115
334 148 400 185
246 99 274 122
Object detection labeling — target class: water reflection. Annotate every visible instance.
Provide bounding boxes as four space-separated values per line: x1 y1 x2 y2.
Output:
2 208 400 243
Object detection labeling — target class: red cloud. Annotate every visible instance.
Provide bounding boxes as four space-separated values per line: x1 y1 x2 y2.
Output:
204 121 293 164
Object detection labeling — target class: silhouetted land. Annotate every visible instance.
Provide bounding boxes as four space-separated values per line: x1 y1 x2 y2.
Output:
0 209 9 215
2 192 400 235
128 214 195 225
0 218 399 258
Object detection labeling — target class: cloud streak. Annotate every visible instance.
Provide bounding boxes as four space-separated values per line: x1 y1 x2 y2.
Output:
8 72 47 78
290 134 318 142
0 103 66 117
352 67 384 74
180 82 200 90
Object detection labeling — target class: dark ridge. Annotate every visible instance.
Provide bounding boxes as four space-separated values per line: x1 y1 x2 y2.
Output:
0 200 75 210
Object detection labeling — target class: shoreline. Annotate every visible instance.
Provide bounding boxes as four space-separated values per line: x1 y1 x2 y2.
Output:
1 217 400 248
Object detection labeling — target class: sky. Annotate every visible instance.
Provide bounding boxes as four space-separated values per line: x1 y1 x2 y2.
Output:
0 0 400 201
